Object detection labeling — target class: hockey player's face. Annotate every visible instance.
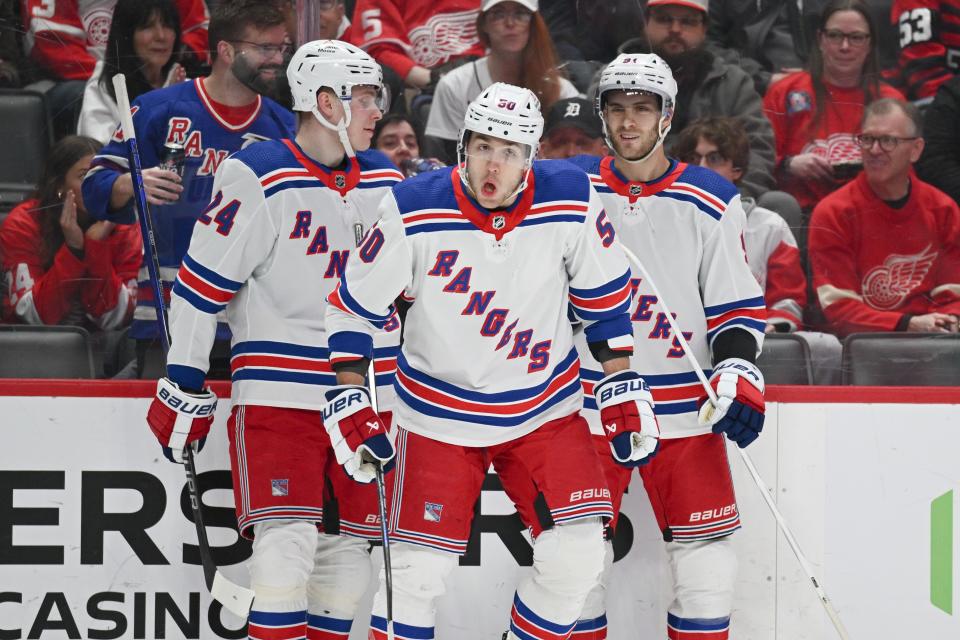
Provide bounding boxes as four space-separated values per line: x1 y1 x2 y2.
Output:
645 6 706 57
603 92 664 161
345 86 384 151
230 25 290 95
465 134 528 208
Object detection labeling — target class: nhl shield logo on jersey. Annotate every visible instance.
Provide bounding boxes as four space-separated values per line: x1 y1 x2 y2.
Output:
628 184 643 196
423 501 443 522
492 215 506 230
335 173 346 189
271 479 289 496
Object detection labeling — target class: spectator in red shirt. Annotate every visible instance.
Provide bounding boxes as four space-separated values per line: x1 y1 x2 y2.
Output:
763 0 903 213
0 135 140 328
809 98 960 336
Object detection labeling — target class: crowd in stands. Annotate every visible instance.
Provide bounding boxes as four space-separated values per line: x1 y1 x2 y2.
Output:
0 0 958 379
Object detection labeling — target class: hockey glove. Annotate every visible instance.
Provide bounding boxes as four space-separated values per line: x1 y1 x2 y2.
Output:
321 385 395 484
698 358 765 448
147 377 216 463
595 370 660 467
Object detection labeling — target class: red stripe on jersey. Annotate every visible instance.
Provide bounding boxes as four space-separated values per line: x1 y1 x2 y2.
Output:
247 622 306 640
705 307 766 330
667 627 728 640
667 182 725 212
361 169 404 181
177 265 234 304
402 211 463 224
529 203 590 214
305 627 349 639
396 360 580 415
510 609 569 640
569 283 632 310
261 169 312 187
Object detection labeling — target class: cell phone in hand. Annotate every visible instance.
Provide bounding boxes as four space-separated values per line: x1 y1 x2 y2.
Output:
831 162 863 180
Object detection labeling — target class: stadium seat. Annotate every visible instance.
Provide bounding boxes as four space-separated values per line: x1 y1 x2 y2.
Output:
841 333 960 386
0 325 96 378
0 90 53 213
756 333 814 385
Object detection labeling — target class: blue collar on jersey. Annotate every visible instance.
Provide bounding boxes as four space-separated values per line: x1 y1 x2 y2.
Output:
283 139 361 196
600 156 685 203
451 165 536 241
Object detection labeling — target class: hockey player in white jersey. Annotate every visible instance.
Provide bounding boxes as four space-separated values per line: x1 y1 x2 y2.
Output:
144 40 405 640
323 82 661 640
564 55 767 640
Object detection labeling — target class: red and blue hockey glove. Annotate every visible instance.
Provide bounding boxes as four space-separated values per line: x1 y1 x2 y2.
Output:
595 371 660 467
698 358 765 448
147 377 217 463
321 385 395 484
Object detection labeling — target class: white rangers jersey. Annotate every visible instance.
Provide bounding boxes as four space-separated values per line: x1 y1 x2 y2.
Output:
165 140 404 409
565 155 766 439
325 161 635 447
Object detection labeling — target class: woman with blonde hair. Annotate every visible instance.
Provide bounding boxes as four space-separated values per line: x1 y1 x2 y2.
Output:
425 0 578 162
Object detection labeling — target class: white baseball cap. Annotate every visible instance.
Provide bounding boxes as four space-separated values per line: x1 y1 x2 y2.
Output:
481 0 539 13
646 0 708 12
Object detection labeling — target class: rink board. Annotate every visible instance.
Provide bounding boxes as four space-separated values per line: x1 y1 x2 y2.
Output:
1 381 959 640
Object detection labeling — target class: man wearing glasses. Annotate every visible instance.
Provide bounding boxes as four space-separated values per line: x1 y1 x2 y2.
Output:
809 98 960 336
641 0 777 198
82 0 295 377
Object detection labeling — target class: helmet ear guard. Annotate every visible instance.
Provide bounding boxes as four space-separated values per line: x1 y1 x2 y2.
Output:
596 53 678 164
456 83 544 204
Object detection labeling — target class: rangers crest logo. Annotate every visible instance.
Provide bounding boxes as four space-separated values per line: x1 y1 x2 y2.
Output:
271 479 289 496
424 502 443 522
334 173 346 189
862 244 938 310
492 215 506 230
629 184 643 196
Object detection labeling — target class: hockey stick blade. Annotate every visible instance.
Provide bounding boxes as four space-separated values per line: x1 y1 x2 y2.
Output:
113 72 255 621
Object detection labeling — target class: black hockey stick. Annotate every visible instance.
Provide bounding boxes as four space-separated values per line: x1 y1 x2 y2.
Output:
354 222 395 640
113 73 255 619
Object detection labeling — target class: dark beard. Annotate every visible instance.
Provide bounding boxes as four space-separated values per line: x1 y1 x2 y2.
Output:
653 47 714 133
231 55 282 96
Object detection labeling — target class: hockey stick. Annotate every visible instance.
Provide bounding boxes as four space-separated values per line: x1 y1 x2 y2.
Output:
615 240 852 640
113 74 255 619
354 222 395 640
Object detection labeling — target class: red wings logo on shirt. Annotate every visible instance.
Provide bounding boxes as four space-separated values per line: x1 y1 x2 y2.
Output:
408 10 478 68
862 244 938 310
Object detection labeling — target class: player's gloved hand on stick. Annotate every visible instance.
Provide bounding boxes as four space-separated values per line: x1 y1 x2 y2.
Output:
147 377 217 463
698 358 765 448
321 385 395 483
595 370 660 467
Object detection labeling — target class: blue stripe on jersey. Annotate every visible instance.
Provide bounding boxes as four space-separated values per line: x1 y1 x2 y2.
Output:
172 281 225 314
263 178 321 199
581 369 712 385
404 222 478 236
335 277 395 327
573 614 608 632
654 190 723 221
704 295 766 316
667 613 731 631
181 254 243 291
707 317 767 342
233 368 396 387
584 314 632 342
248 610 306 625
569 270 631 298
328 330 374 360
370 616 434 639
231 340 398 359
398 349 578 403
306 614 352 632
517 214 586 227
167 364 206 391
358 179 400 189
512 593 575 635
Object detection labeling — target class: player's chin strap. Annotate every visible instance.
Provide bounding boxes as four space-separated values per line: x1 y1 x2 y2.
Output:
603 113 672 165
312 97 357 158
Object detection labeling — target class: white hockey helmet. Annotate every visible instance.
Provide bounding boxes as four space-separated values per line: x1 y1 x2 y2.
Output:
287 39 386 155
596 53 678 163
457 82 544 201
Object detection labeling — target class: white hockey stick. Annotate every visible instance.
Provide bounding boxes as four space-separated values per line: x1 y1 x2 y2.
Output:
616 240 852 640
354 222 395 640
113 74 255 619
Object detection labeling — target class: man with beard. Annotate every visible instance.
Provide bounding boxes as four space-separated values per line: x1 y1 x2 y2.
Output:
82 0 294 377
642 0 777 198
566 54 766 639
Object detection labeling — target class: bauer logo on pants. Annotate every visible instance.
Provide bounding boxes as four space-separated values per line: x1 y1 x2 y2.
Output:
271 479 289 496
424 501 443 522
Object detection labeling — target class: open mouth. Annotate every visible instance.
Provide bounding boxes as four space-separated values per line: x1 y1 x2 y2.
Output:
481 180 498 197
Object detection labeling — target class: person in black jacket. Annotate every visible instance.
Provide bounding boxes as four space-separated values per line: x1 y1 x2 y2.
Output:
918 75 960 204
